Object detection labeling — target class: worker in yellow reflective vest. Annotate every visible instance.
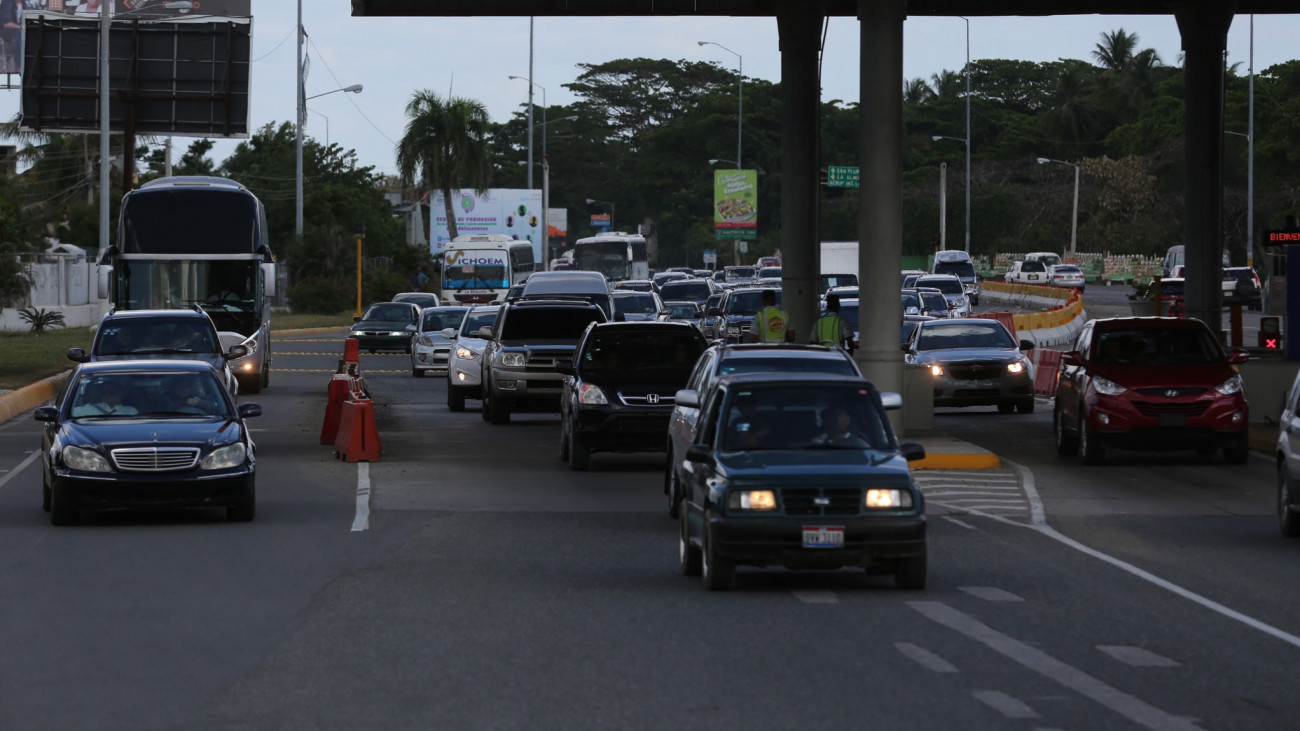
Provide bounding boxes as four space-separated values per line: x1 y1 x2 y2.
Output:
809 293 855 354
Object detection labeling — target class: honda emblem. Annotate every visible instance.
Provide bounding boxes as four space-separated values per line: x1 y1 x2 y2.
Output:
646 393 660 404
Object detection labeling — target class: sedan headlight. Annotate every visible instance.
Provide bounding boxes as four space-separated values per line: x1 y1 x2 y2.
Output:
456 345 477 360
389 331 408 337
1092 375 1127 396
929 364 944 377
501 352 526 368
728 490 777 511
417 335 434 347
201 442 247 470
1007 361 1026 374
578 383 608 405
866 488 913 509
63 445 110 472
727 325 741 335
1215 374 1244 396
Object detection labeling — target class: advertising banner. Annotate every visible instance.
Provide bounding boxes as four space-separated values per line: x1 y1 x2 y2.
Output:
547 207 567 251
429 188 544 261
714 169 757 240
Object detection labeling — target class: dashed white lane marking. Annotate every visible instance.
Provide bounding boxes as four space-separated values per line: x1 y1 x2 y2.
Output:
1097 645 1182 668
791 590 839 604
972 690 1040 719
895 642 959 673
959 586 1025 602
909 601 1202 731
351 462 371 532
0 450 38 491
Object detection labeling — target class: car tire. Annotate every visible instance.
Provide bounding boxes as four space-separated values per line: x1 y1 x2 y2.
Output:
49 487 78 526
412 366 425 378
679 505 702 576
894 551 927 590
559 421 570 463
569 432 590 471
1080 421 1106 465
488 392 511 425
42 476 51 513
1017 398 1035 414
447 384 466 412
665 450 680 519
702 510 735 591
997 402 1015 414
1279 461 1300 538
260 365 270 390
241 373 262 395
1224 435 1250 465
480 386 491 421
227 478 256 522
1053 403 1079 456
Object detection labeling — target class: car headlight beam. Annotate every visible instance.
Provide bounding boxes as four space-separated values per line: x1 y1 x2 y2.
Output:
929 364 944 377
1007 361 1025 374
727 490 777 511
866 488 913 509
456 346 477 360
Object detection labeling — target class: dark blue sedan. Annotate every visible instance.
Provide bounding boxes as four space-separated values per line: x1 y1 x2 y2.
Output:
34 360 262 525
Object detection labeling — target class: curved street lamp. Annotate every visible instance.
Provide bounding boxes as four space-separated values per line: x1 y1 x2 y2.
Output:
296 83 362 237
1037 157 1080 254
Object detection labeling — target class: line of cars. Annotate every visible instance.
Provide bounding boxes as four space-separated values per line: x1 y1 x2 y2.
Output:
38 306 263 526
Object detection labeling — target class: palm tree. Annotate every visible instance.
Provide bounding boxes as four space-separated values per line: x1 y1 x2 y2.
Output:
396 91 492 241
1037 63 1097 146
1092 29 1139 73
1113 48 1165 122
903 77 934 106
929 70 964 100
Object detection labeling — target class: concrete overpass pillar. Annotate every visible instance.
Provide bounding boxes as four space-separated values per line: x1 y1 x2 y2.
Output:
776 1 823 340
1176 5 1233 339
857 0 906 399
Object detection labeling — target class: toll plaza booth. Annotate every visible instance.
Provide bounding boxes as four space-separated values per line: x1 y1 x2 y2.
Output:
1263 228 1300 358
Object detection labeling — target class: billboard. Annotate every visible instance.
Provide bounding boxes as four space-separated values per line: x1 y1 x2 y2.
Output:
429 188 544 261
547 206 567 252
714 169 757 240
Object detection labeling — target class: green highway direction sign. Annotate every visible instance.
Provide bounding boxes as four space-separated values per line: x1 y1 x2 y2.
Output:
826 165 859 188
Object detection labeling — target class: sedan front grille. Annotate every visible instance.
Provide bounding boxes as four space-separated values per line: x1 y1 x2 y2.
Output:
947 362 1006 380
111 447 201 473
1133 401 1210 418
781 487 863 516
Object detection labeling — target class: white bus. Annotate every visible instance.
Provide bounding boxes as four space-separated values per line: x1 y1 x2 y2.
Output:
572 232 649 282
441 235 537 304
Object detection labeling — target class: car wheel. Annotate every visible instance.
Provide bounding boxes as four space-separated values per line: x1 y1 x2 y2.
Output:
488 392 511 425
42 475 51 513
559 420 570 462
702 510 735 591
1053 402 1079 456
1080 420 1105 465
1279 461 1300 538
49 487 78 526
1223 434 1250 465
569 432 590 471
1017 398 1035 414
447 384 466 412
260 365 270 390
679 505 702 576
480 388 491 421
665 450 679 519
412 366 425 378
997 402 1015 414
227 478 256 522
894 551 927 590
241 373 262 395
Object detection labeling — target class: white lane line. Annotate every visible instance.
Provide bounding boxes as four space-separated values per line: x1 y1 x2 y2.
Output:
895 642 959 673
791 590 839 604
960 586 1025 602
1097 645 1182 668
910 601 1202 731
0 450 39 492
971 690 1040 719
351 462 371 532
942 516 979 530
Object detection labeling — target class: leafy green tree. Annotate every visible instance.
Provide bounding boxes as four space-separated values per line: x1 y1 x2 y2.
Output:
397 91 492 241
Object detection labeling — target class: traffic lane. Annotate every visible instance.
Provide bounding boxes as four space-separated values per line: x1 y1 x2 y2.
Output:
187 510 1298 729
0 356 424 731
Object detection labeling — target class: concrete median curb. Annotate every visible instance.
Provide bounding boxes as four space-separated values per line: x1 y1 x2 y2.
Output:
906 430 1002 470
0 370 72 424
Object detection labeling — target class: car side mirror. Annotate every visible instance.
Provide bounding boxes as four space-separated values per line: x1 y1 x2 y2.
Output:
707 307 720 317
899 442 926 462
33 406 58 422
659 309 671 316
353 315 361 322
66 347 89 363
1019 339 1035 351
441 328 457 339
685 444 713 463
237 403 262 419
1229 348 1250 365
224 344 250 360
555 359 575 376
674 389 699 408
880 392 903 411
1061 351 1082 367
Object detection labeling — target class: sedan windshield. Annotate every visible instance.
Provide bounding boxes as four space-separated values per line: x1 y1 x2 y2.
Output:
722 384 893 451
363 304 415 323
70 372 228 418
918 322 1016 350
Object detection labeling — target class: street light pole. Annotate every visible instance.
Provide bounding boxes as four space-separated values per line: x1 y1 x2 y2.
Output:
961 16 971 254
1036 157 1080 254
295 82 362 238
509 75 546 188
99 1 110 255
699 40 743 265
932 135 968 253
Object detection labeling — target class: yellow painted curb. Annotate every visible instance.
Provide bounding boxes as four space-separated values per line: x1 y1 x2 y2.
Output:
0 370 71 424
912 453 1003 470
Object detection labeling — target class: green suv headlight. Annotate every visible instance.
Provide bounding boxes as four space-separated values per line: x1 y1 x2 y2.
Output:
866 488 913 509
728 490 777 511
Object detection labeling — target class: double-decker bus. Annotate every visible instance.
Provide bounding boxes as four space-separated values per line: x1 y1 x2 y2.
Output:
572 232 649 282
97 176 276 393
441 235 537 304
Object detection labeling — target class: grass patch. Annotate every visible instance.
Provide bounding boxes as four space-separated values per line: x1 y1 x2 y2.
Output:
0 327 93 390
1 312 354 391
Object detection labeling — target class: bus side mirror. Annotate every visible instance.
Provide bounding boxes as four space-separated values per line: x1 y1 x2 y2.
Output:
97 264 112 300
261 262 276 298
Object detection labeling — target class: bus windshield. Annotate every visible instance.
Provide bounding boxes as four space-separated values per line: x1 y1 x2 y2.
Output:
115 260 260 315
574 238 648 281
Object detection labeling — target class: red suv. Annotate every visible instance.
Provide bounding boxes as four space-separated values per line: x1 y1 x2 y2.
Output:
1053 317 1250 465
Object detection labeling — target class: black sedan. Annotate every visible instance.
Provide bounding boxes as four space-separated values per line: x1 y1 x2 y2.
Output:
34 360 262 525
556 321 708 470
350 301 421 353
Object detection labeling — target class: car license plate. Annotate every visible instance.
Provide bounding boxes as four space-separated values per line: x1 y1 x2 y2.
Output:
803 526 844 548
1159 413 1187 427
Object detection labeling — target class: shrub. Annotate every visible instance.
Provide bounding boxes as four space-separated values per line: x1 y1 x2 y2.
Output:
18 306 66 333
288 276 353 315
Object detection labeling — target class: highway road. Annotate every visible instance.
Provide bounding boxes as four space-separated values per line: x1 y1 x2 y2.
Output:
2 295 1299 730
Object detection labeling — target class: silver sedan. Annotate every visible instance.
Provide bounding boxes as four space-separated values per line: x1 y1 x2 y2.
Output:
903 318 1036 413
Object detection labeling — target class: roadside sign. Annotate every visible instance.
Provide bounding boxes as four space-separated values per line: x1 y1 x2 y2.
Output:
827 166 860 188
703 249 717 266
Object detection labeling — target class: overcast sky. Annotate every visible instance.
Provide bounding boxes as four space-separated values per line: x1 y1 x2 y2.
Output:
2 5 1295 179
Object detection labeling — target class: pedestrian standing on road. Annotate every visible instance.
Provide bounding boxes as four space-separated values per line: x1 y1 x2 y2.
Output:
810 293 855 354
747 289 794 344
409 266 429 291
